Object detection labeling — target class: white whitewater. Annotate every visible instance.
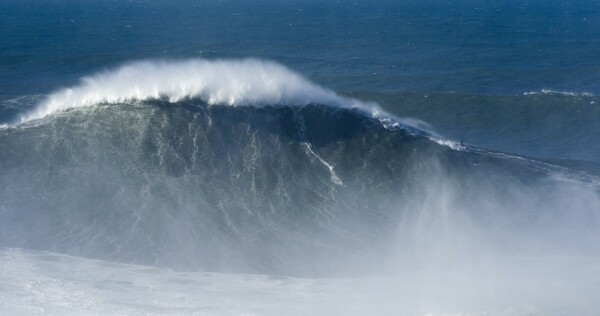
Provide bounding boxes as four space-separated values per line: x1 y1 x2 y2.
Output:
11 59 439 142
15 59 374 124
1 248 597 316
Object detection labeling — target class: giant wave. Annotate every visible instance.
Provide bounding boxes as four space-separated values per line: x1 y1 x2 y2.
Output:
1 59 600 313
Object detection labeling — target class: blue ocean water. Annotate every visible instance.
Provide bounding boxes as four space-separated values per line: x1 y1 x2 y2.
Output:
1 1 600 314
2 0 600 162
2 0 600 93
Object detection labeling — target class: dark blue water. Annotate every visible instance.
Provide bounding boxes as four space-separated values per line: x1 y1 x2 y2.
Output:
2 0 600 163
2 0 600 95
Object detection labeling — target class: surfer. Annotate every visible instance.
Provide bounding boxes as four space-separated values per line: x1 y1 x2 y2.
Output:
460 140 469 150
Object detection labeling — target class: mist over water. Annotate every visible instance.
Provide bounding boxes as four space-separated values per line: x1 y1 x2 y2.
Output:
0 59 599 315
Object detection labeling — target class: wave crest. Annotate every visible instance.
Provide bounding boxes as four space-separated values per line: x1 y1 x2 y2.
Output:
15 59 381 124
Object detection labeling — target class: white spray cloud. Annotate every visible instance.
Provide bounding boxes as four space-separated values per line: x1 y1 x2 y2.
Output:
15 59 370 124
13 58 440 140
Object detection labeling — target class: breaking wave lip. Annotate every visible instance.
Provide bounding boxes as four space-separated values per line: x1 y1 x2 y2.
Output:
5 58 443 139
11 59 377 122
18 58 355 122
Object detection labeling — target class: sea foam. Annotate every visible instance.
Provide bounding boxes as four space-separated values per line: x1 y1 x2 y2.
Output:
15 59 378 125
10 58 444 147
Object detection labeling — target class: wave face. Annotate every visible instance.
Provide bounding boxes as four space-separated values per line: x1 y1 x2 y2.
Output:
1 100 423 275
1 60 600 279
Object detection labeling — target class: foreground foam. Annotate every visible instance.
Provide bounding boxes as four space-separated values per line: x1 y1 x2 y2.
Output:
15 59 381 125
2 248 596 315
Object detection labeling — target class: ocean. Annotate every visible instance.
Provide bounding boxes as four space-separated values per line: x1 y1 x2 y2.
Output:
1 0 599 315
